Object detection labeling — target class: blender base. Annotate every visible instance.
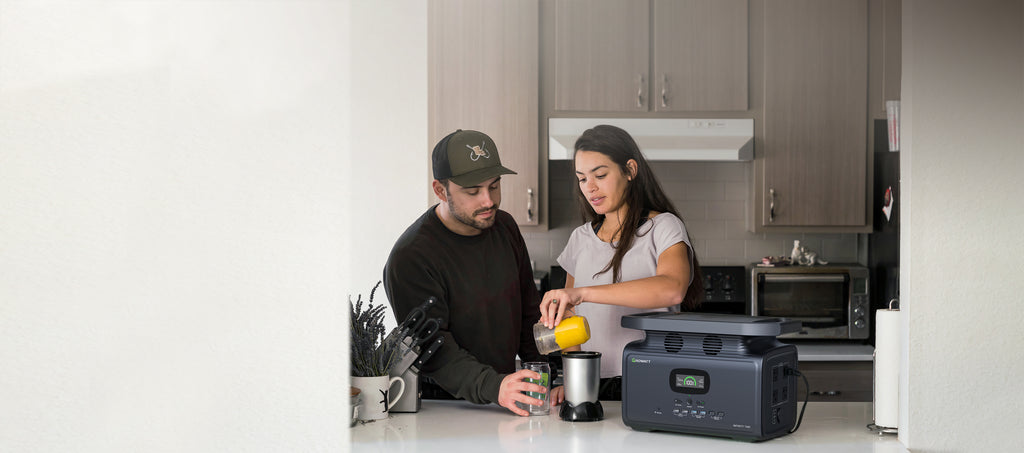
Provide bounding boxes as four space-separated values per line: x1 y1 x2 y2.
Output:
559 400 604 422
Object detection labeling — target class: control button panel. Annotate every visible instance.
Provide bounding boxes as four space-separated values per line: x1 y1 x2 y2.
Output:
852 294 870 332
669 397 726 421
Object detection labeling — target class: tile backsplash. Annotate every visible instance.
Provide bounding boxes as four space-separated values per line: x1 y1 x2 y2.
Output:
523 160 862 272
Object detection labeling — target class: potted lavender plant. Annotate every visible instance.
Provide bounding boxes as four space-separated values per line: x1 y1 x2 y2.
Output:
350 281 404 421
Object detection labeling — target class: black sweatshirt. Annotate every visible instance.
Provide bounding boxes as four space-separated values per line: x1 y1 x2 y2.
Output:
383 206 543 404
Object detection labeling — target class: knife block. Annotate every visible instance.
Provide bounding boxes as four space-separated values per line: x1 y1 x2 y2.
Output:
389 368 421 413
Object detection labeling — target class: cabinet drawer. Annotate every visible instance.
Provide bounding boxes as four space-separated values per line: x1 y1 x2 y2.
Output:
796 361 872 402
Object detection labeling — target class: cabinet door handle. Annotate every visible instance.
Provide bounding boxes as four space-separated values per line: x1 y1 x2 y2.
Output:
636 74 644 108
527 187 534 223
769 188 776 223
661 74 668 108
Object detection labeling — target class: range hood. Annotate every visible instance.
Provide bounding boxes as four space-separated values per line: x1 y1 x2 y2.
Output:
549 118 753 161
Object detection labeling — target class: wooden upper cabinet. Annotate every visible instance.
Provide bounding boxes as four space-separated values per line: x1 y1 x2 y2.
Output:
760 0 868 228
653 0 748 112
553 0 748 113
553 0 649 112
429 0 540 226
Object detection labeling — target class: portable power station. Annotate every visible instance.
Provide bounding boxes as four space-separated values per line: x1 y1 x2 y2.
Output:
621 312 802 442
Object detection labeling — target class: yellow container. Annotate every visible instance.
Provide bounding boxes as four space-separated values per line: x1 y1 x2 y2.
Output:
534 316 591 355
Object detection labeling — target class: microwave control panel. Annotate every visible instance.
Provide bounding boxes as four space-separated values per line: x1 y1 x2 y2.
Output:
850 277 870 335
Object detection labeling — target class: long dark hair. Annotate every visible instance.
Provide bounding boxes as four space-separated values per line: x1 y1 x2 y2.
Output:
573 125 704 310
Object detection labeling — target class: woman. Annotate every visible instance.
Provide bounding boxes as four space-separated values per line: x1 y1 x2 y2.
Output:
541 124 703 400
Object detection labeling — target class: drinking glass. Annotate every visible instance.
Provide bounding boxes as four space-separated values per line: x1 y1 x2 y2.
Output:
517 361 551 415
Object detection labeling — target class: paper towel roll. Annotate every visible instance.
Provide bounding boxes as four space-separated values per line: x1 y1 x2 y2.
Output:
874 309 900 429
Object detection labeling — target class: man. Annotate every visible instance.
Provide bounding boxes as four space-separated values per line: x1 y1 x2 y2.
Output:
383 129 549 416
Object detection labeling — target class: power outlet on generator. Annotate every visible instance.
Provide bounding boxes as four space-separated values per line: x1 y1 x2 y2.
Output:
770 363 792 406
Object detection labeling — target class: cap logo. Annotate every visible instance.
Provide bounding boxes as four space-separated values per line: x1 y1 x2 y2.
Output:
467 143 491 161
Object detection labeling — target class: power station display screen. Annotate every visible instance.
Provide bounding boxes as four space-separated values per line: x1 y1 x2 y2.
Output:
676 374 705 389
669 368 710 394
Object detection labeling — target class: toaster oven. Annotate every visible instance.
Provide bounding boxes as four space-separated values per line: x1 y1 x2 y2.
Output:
750 265 869 340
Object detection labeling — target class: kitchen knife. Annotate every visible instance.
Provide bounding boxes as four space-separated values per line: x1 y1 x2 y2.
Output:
382 297 438 348
389 341 420 377
402 318 440 349
410 336 444 373
389 316 441 376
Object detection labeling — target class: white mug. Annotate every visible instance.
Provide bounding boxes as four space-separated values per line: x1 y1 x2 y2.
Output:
351 375 405 421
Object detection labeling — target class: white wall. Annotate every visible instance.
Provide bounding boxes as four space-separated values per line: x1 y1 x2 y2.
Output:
1 2 352 451
347 1 429 329
901 1 1024 450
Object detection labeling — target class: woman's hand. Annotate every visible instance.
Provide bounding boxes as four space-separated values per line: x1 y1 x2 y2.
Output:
539 288 583 329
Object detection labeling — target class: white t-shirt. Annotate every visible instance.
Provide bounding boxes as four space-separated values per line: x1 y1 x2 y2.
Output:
556 212 693 378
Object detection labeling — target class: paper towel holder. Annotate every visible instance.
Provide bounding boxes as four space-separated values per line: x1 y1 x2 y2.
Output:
868 422 901 434
868 298 900 435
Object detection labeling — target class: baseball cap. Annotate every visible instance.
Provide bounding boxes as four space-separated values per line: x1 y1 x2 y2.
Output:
432 129 517 187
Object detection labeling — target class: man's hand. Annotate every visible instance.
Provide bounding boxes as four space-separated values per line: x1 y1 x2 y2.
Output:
549 385 565 406
498 369 548 416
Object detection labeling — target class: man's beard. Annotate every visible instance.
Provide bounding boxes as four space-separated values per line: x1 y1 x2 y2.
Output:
448 198 497 231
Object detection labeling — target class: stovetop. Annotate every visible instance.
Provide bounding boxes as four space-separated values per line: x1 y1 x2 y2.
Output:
700 266 746 304
549 264 749 314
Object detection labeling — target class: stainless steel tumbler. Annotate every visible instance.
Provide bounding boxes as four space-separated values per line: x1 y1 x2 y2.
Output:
562 351 601 406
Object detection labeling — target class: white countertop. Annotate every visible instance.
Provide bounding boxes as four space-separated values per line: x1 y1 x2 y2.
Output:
351 400 906 452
